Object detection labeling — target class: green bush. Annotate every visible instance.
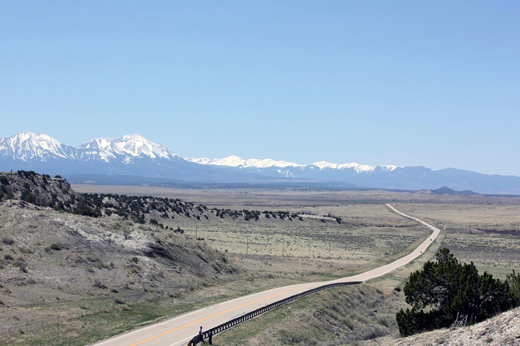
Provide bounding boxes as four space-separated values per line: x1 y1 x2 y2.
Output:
397 248 517 337
506 270 520 306
21 189 36 203
49 243 63 251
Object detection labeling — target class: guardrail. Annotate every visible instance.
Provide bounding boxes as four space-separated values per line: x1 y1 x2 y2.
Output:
187 280 362 345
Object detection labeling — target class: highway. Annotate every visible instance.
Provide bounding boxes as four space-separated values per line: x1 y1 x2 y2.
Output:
90 204 440 346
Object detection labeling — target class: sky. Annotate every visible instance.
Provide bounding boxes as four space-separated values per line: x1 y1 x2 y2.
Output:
1 1 519 176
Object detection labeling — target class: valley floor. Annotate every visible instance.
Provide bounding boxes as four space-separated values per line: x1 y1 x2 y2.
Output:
1 184 519 345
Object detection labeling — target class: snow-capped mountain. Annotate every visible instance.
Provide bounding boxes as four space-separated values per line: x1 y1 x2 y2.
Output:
0 132 192 178
0 131 76 161
2 131 520 194
0 132 261 181
310 161 399 172
186 155 304 168
186 156 399 173
77 134 178 163
0 132 178 164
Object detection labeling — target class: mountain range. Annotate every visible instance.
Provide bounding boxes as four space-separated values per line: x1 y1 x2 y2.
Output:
1 131 520 194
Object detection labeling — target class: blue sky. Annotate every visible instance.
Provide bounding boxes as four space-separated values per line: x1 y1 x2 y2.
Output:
1 1 519 175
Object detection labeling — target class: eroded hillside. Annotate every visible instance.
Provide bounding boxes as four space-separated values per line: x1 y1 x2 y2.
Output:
0 172 246 345
363 306 520 346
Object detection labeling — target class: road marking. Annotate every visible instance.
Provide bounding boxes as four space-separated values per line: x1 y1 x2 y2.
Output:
168 336 192 346
130 287 300 345
94 204 441 346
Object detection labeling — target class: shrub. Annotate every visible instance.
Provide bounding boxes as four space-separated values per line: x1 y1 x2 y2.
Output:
49 243 63 251
397 248 517 337
93 279 107 289
506 270 520 306
13 259 28 272
21 189 36 203
1 237 14 245
349 325 391 341
173 227 184 234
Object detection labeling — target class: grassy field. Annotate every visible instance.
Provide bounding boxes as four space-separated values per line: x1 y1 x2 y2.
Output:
396 203 520 279
210 199 520 345
214 284 406 346
72 185 520 208
211 212 447 346
3 184 519 345
72 185 431 280
0 188 428 345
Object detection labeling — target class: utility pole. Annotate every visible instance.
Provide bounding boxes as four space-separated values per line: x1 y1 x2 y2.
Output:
246 236 249 255
308 242 311 258
196 226 198 240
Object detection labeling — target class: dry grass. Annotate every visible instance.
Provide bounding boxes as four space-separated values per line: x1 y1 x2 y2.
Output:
215 284 405 346
0 194 427 345
396 203 520 279
4 186 519 345
75 185 431 281
72 184 520 208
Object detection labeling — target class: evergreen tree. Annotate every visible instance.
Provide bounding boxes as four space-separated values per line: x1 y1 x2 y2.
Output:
397 248 516 336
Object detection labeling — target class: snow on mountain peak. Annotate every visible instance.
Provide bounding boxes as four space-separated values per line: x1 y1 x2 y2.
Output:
79 134 177 162
0 131 75 161
312 161 373 172
185 157 211 165
185 156 245 167
186 155 400 172
185 156 303 169
312 161 400 172
0 132 179 164
1 132 401 173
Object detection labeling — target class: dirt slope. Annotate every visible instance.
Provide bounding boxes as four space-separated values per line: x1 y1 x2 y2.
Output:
0 201 237 337
363 307 520 346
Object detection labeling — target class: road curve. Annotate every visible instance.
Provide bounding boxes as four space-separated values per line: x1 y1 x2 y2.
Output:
90 204 440 346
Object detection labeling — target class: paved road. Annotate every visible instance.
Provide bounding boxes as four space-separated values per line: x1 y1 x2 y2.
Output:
90 204 440 346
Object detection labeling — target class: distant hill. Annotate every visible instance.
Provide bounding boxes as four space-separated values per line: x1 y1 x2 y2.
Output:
430 186 478 195
3 131 520 194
